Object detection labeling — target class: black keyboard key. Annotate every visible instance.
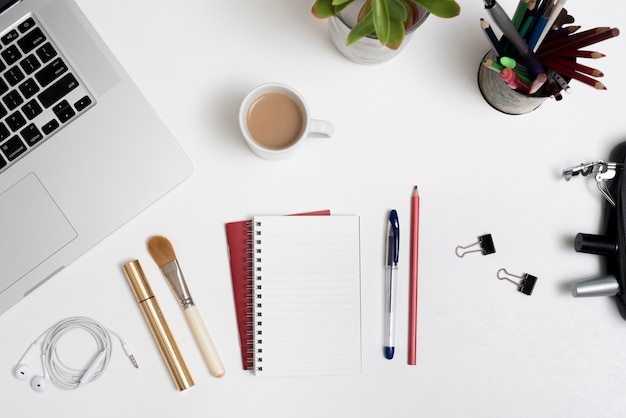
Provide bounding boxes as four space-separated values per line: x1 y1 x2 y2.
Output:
53 100 75 123
1 29 18 45
2 90 23 110
37 73 78 108
17 28 45 54
0 78 8 95
20 54 41 74
34 57 67 87
6 111 26 131
18 18 36 33
0 103 6 119
35 42 56 63
4 66 25 86
20 123 43 146
1 135 26 161
22 99 42 120
1 45 22 66
74 95 92 112
42 119 59 135
0 155 6 170
18 79 39 98
0 122 9 141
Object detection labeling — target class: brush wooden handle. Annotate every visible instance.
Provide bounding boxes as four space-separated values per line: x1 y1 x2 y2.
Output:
183 305 225 378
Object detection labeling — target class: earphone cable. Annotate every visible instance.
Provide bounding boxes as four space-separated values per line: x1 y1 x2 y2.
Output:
39 316 137 390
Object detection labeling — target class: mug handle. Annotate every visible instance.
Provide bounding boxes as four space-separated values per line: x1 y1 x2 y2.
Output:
307 119 334 138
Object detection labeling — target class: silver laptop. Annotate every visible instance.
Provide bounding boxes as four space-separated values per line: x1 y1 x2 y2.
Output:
0 0 192 314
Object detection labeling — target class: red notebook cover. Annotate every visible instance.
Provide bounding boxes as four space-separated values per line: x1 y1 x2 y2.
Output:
225 210 330 370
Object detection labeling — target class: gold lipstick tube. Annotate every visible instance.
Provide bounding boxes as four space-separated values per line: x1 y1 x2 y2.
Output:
122 260 194 391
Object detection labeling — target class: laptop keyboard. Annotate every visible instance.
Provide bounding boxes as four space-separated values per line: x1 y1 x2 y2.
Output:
0 15 94 173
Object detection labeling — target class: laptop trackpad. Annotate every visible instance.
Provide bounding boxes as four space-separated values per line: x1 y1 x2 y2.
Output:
0 173 77 290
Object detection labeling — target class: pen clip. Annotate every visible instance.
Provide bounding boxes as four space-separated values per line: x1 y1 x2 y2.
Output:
387 210 400 266
563 160 622 207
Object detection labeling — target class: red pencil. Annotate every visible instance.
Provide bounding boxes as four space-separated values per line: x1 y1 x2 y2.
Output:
543 59 607 90
558 50 605 59
542 56 604 78
528 72 547 95
408 186 420 366
538 26 610 52
538 28 619 58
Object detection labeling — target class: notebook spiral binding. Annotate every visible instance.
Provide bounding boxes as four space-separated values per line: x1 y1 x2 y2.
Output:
246 221 263 371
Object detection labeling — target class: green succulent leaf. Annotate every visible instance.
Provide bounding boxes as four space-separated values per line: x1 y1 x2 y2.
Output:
412 0 460 18
315 0 460 48
388 0 408 22
371 0 390 45
312 0 353 18
346 10 375 45
386 18 405 49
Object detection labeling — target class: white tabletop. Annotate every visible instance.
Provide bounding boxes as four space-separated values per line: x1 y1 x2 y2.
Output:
3 1 626 417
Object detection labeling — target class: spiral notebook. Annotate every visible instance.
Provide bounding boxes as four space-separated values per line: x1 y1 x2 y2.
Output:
248 215 362 376
225 210 330 371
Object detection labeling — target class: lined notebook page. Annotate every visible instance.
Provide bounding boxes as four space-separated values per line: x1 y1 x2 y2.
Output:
251 215 362 376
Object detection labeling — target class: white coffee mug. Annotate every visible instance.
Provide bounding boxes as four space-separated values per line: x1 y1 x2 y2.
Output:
239 83 334 160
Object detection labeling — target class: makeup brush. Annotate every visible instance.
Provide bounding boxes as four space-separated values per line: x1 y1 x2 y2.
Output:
147 235 225 378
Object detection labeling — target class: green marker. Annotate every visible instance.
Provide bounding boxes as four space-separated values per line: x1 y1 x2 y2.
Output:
499 56 533 84
500 56 517 69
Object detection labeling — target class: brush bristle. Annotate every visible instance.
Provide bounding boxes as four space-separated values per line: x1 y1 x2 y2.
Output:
147 235 177 267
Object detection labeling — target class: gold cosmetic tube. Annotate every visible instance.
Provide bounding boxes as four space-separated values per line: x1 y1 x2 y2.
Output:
122 260 194 391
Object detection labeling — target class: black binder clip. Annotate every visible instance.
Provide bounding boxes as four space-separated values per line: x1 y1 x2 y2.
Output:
455 234 496 257
497 268 537 295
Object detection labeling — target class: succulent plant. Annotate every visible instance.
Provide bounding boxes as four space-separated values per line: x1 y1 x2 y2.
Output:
312 0 460 49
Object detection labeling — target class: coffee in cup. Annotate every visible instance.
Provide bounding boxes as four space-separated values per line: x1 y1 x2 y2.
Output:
239 83 334 160
246 92 303 150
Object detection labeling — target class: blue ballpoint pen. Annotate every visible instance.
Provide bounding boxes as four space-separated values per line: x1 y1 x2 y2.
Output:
385 210 400 360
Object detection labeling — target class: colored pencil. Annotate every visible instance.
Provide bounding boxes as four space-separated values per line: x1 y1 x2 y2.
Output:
480 18 506 57
543 56 603 77
483 58 504 72
528 72 547 94
512 0 531 29
538 26 610 51
542 60 606 89
559 50 605 59
408 186 420 366
519 11 536 39
538 27 619 57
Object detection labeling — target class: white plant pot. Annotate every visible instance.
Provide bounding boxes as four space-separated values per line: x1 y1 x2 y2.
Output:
328 0 429 65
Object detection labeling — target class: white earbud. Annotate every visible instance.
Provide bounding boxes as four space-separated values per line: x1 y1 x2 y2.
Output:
14 363 32 380
13 343 37 380
31 375 50 392
30 354 50 393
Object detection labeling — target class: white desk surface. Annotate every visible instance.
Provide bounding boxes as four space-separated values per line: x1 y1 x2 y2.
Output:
3 1 626 416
